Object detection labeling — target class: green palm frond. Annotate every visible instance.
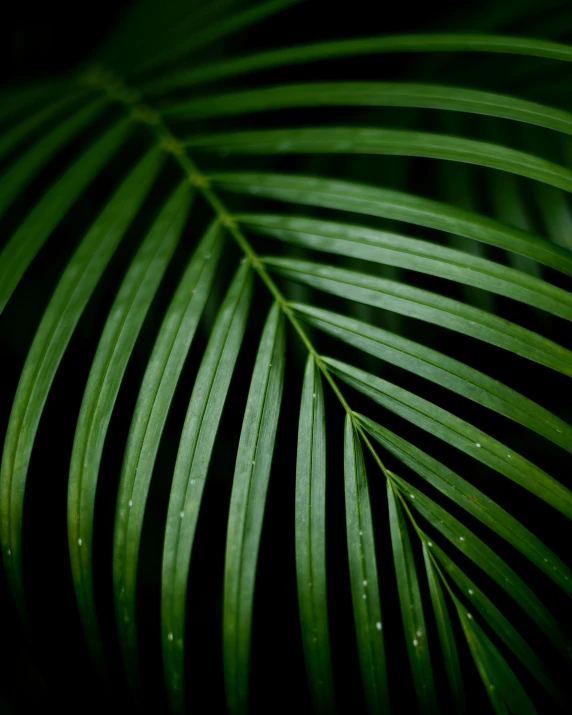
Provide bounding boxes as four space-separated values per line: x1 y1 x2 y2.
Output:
1 2 571 713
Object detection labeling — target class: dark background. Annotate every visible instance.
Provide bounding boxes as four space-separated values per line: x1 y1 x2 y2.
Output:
1 2 572 714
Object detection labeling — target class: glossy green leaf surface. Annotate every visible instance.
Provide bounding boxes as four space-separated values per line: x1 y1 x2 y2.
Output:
113 221 225 694
161 263 252 713
294 357 336 714
68 182 192 671
223 302 285 714
343 418 389 715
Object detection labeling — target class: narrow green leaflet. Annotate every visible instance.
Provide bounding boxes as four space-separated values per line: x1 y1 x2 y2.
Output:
212 172 572 276
141 34 572 93
68 183 192 670
188 126 572 194
422 545 466 714
239 213 572 319
0 119 131 315
0 91 89 164
343 418 389 715
294 357 336 714
0 148 162 617
168 82 572 138
431 543 562 703
264 258 572 376
326 359 572 518
161 264 252 714
0 98 107 220
357 415 572 594
389 471 567 657
457 605 538 714
386 480 437 713
292 304 572 453
126 0 302 78
223 303 285 715
113 222 224 694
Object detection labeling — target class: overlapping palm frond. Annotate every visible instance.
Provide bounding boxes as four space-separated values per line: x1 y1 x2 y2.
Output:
1 1 571 713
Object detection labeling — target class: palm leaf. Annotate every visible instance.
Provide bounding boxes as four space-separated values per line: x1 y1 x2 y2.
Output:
1 3 571 713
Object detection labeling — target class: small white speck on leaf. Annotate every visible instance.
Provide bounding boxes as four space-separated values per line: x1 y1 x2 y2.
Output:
413 639 419 647
468 589 474 595
467 613 473 620
427 541 433 547
128 500 133 507
168 633 174 641
362 594 367 600
475 442 481 448
363 580 368 586
459 536 465 542
179 511 185 519
410 494 415 499
416 630 422 638
376 622 382 631
359 530 363 536
78 539 83 546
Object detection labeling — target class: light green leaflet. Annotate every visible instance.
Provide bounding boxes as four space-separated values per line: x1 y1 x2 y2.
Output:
0 119 131 315
422 545 465 714
0 148 162 618
211 172 572 276
67 183 192 672
264 258 572 376
389 471 568 658
161 264 252 714
126 0 301 78
0 90 89 164
167 82 572 138
239 213 572 319
357 415 572 594
291 304 572 453
141 34 572 93
457 602 538 714
0 98 107 220
223 303 285 715
113 222 224 695
326 359 572 518
188 127 572 195
386 481 437 713
294 357 336 714
343 418 389 715
430 541 563 702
